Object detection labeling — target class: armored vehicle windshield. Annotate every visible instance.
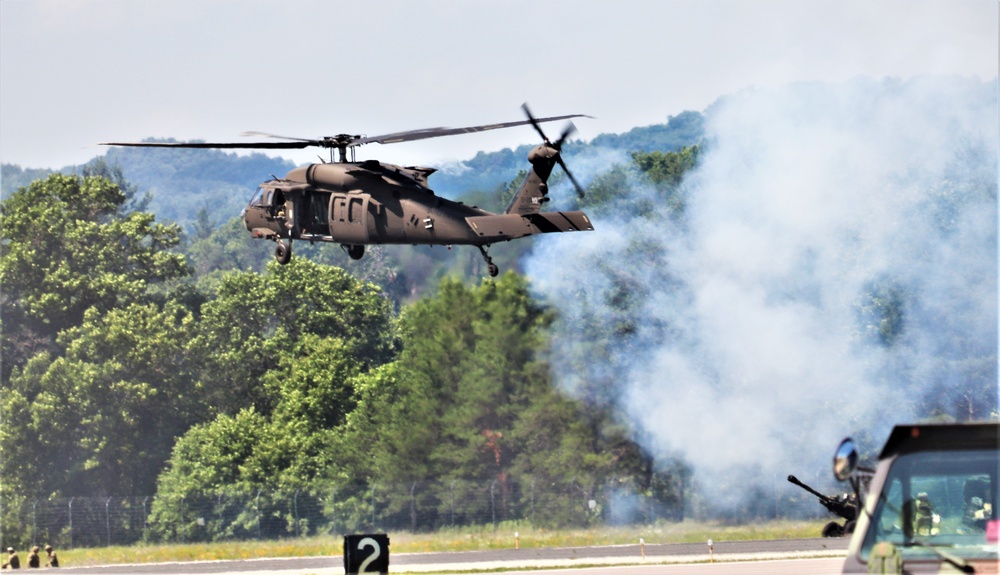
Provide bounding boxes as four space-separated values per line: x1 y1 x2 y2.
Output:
860 448 997 563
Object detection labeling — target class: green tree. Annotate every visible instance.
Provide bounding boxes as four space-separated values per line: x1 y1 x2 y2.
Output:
184 215 270 281
373 274 647 485
2 301 204 498
362 273 657 526
192 258 397 415
156 407 270 494
438 274 553 479
147 407 274 541
1 173 192 544
254 335 364 487
149 269 665 532
332 362 404 481
81 158 151 215
150 263 398 538
1 174 188 378
152 261 396 493
629 144 700 215
582 164 633 209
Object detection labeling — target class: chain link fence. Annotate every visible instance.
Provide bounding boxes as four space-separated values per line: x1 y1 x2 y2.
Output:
5 477 686 549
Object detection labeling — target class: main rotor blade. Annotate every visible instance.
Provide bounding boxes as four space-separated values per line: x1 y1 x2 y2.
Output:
104 109 591 152
101 140 317 150
240 131 322 143
351 113 588 147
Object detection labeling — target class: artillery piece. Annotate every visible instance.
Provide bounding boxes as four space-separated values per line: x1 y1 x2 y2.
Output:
788 474 858 537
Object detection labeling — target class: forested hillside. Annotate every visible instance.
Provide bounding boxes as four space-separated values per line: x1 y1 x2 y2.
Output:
0 115 707 546
2 77 996 547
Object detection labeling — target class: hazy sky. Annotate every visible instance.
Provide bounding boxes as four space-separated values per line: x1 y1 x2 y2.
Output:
1 0 996 170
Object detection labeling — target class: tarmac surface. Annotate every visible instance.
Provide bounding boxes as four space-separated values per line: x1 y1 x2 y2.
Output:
56 537 851 574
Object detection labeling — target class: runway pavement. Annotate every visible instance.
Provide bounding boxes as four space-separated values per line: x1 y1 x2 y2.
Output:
56 537 850 574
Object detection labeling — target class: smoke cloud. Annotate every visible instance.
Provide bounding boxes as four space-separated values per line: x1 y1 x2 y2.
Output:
527 76 998 514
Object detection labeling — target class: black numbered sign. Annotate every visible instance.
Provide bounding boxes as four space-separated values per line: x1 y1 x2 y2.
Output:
344 533 390 575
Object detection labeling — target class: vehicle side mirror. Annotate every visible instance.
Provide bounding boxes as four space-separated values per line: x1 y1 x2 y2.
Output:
833 437 859 482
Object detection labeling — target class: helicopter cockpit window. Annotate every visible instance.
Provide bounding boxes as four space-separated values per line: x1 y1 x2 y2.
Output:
861 449 997 563
249 187 265 207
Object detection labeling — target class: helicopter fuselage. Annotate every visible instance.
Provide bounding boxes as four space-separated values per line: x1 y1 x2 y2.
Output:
103 105 593 276
244 159 589 251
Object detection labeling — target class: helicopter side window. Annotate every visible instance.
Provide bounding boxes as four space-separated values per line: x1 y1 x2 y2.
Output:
270 190 287 219
251 188 285 209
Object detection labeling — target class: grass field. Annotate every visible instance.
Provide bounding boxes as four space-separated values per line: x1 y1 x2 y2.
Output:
57 519 833 567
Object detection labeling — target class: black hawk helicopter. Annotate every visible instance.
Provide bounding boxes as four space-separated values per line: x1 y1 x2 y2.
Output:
103 104 594 277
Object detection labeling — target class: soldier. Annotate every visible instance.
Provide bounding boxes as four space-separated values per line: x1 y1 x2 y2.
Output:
912 492 940 536
25 547 38 569
962 496 991 531
1 547 20 569
43 547 57 568
961 478 992 532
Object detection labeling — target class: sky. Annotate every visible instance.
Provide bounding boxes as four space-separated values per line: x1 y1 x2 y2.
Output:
1 0 996 171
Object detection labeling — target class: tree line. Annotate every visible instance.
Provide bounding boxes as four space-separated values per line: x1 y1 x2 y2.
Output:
0 149 703 544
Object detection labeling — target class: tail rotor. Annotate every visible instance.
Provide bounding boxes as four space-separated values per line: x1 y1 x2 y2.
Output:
522 103 587 199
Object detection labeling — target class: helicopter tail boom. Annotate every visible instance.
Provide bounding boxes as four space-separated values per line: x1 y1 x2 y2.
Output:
466 211 593 240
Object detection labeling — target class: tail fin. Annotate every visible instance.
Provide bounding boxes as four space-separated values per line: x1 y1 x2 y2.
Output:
504 143 560 215
504 170 550 215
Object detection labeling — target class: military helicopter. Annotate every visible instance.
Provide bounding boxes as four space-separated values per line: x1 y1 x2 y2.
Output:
103 104 594 277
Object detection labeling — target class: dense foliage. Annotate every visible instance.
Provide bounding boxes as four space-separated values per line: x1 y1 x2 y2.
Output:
0 165 675 544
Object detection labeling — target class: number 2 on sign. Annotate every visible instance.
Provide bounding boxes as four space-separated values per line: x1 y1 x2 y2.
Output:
357 537 381 574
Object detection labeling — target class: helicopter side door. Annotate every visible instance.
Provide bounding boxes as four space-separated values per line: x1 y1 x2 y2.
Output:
298 190 331 237
329 193 371 244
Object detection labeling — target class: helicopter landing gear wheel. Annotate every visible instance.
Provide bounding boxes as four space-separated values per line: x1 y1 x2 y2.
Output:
274 240 292 265
478 245 499 277
343 244 365 260
821 520 844 538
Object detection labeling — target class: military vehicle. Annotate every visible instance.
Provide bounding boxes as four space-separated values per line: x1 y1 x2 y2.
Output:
104 104 593 277
787 474 859 537
833 422 998 574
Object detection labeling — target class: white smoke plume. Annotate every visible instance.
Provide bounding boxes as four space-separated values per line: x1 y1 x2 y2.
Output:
527 76 998 515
